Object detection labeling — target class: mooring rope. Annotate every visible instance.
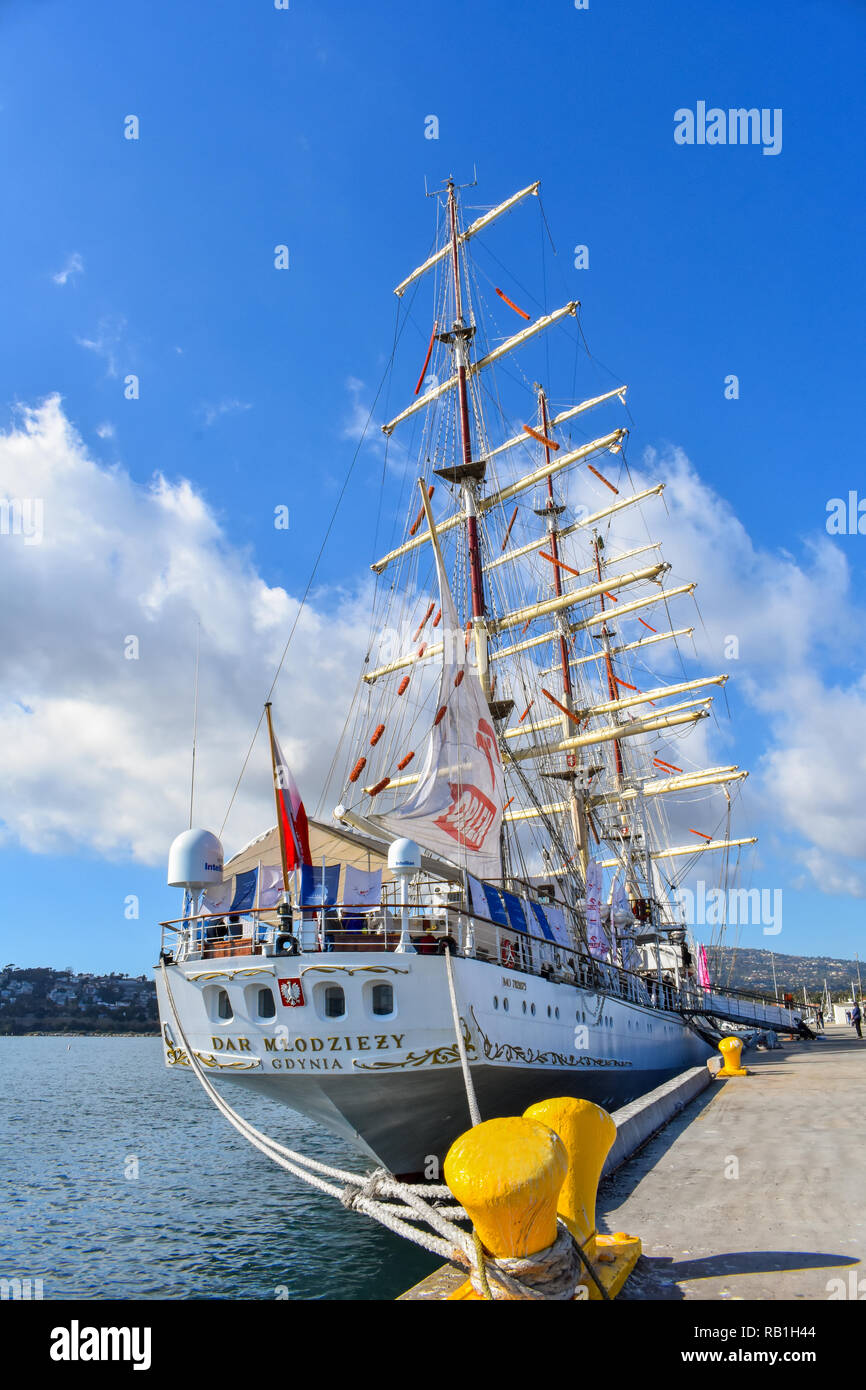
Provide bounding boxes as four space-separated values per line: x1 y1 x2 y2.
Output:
159 961 588 1299
443 944 481 1128
159 962 474 1265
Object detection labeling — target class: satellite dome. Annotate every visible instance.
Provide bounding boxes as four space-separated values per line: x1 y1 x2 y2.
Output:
167 828 224 889
388 838 421 875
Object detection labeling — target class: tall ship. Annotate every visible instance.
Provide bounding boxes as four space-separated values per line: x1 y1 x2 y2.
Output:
155 178 794 1177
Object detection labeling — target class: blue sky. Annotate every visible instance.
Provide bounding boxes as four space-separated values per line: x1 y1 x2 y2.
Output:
0 0 864 975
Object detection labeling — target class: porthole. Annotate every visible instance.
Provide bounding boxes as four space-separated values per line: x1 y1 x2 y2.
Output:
257 987 275 1020
522 1001 527 1014
324 985 345 1019
503 997 509 1012
547 1005 552 1018
493 996 499 1009
554 1007 559 1020
371 983 393 1016
217 989 233 1021
531 1003 536 1016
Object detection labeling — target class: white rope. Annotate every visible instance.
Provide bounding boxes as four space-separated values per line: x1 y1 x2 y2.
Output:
159 963 474 1265
443 944 482 1127
458 1221 584 1301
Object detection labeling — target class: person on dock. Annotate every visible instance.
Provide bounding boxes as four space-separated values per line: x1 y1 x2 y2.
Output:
851 1002 862 1039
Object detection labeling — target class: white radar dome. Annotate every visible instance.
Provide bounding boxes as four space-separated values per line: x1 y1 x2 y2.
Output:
388 838 421 875
168 828 224 889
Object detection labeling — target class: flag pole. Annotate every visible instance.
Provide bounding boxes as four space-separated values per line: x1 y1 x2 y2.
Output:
265 701 290 895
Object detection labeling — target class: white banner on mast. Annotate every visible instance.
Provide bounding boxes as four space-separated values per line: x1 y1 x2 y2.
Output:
585 859 610 959
376 508 505 879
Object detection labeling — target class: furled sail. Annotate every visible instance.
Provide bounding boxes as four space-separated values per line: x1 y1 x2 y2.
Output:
373 486 506 879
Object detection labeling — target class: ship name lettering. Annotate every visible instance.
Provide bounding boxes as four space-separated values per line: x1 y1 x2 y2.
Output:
502 978 526 991
211 1035 251 1051
264 1033 405 1054
270 1056 344 1071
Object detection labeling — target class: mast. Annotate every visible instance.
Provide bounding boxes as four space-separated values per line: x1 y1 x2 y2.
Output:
264 701 290 894
538 387 572 707
442 178 489 698
334 175 758 945
535 385 589 878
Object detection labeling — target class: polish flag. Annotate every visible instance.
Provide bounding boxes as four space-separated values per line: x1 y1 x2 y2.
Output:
272 729 312 869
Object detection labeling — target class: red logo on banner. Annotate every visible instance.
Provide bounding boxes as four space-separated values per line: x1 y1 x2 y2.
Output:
434 783 497 851
278 978 305 1007
475 717 500 788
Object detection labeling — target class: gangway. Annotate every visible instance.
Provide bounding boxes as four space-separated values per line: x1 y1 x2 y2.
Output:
676 986 813 1038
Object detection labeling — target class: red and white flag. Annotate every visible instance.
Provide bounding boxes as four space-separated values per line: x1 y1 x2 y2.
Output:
271 727 312 870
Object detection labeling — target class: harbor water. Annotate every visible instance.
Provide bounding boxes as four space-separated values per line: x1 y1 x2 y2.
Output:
0 1037 438 1301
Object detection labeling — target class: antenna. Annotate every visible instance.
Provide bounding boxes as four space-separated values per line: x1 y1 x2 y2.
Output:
188 621 200 829
425 170 478 199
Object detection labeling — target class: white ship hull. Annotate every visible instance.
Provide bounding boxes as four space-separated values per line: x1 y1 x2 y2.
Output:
155 949 711 1176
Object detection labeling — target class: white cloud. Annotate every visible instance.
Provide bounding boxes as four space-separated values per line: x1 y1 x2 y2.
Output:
2 399 863 903
561 444 866 896
341 377 408 471
199 398 252 427
52 253 84 286
0 396 370 865
95 422 115 439
76 316 127 378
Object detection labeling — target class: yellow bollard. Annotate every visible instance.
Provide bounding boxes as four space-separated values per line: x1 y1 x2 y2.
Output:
524 1097 641 1300
523 1097 614 1257
718 1035 748 1076
443 1115 568 1299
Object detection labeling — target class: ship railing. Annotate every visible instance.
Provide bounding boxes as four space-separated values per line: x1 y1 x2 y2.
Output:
160 903 426 960
453 911 667 1011
158 906 682 1013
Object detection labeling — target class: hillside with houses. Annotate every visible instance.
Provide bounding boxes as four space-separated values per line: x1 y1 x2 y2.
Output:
0 965 159 1034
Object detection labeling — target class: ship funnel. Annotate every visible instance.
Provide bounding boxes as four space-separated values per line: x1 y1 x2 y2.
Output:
167 828 224 889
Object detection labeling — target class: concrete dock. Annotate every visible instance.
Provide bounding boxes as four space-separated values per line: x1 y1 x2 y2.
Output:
401 1025 864 1300
601 1025 865 1300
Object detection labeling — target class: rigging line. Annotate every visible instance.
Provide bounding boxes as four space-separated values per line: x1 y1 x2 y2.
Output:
219 336 404 842
471 235 547 316
369 296 408 659
540 198 552 390
574 316 637 426
189 620 201 829
315 666 371 820
536 194 558 256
